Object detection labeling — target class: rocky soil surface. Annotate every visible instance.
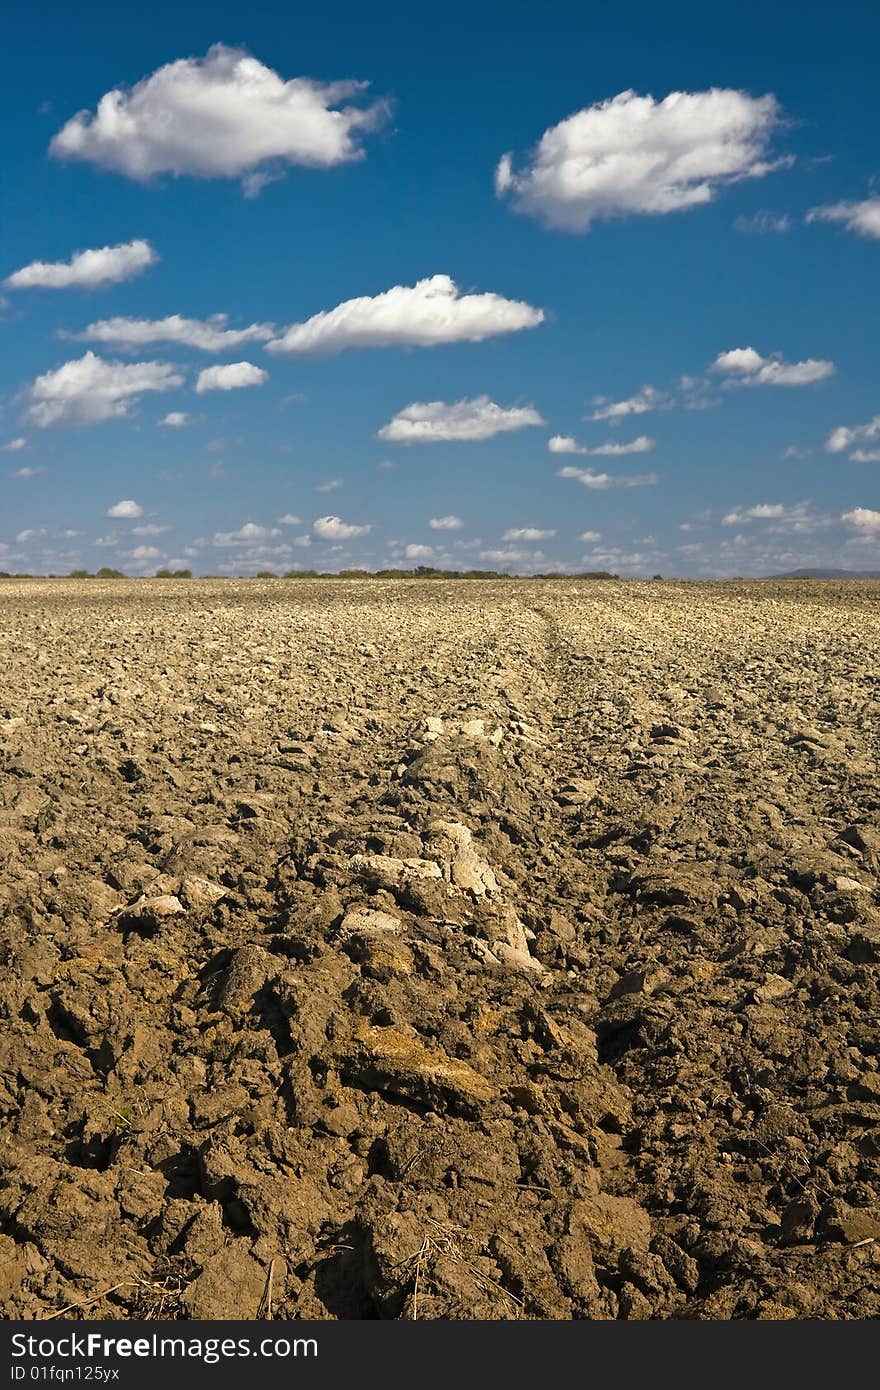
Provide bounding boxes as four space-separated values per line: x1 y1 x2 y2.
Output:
1 577 879 1320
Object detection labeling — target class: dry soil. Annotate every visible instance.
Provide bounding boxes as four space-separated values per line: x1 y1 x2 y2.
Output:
1 577 879 1320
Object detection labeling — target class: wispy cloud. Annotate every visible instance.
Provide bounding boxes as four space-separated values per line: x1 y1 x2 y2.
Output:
807 196 880 240
548 433 654 455
77 313 274 352
557 465 657 489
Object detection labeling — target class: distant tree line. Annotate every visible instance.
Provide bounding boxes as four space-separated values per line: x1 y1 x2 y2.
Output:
0 566 621 581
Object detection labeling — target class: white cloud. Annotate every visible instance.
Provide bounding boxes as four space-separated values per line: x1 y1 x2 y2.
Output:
267 274 543 355
841 507 880 532
807 197 880 240
548 435 587 454
579 530 601 542
557 465 657 489
195 361 267 393
4 239 156 291
212 522 281 546
160 411 189 427
11 465 46 479
712 346 835 387
25 352 183 427
588 386 667 421
722 501 830 534
278 513 302 525
16 528 48 543
130 545 162 561
378 395 544 443
78 313 274 352
479 547 537 563
50 45 388 190
313 515 371 540
734 210 791 234
722 503 786 524
314 478 343 493
850 448 880 463
132 523 169 535
1 437 27 451
106 499 143 518
548 433 654 455
825 416 880 455
429 515 463 530
503 526 556 540
404 543 435 560
496 88 784 232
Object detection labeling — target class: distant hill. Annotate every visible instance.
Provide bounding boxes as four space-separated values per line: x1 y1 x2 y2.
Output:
770 567 880 580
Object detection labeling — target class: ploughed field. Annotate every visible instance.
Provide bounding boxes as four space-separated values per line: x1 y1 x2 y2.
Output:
1 577 879 1320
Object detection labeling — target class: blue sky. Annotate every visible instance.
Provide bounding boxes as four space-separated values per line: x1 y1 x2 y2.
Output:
1 0 879 576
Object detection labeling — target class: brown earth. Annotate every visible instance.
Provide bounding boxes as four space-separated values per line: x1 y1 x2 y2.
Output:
1 576 879 1321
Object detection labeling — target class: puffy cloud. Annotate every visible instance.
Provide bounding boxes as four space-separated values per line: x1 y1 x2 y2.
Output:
479 547 538 563
212 522 281 546
841 507 880 532
132 523 169 535
16 528 48 543
194 362 267 393
50 45 388 190
25 352 183 427
588 386 667 421
314 478 343 493
78 313 274 352
4 239 156 291
277 513 302 525
825 416 880 455
722 501 830 533
313 515 371 540
580 530 601 542
548 433 654 455
712 346 835 387
378 395 544 444
850 449 880 463
429 515 463 530
11 466 46 479
160 411 189 427
503 526 556 540
557 465 657 489
267 275 543 355
130 545 162 561
1 437 27 451
106 499 143 518
722 503 785 524
404 544 435 560
807 197 880 240
496 88 784 232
